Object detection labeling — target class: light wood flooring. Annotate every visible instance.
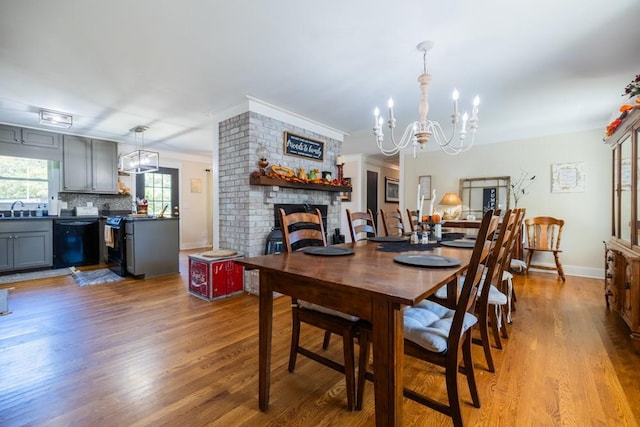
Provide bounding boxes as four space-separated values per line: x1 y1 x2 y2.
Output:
1 251 639 426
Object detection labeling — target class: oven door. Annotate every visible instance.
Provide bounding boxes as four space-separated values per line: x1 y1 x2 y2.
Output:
105 220 126 276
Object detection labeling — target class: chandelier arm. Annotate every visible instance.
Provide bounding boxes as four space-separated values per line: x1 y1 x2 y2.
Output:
371 40 480 157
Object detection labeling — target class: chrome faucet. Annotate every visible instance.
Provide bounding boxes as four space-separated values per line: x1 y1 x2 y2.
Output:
10 200 25 217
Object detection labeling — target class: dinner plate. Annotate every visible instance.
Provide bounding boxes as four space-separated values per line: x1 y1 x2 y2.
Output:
368 236 408 242
393 254 461 268
440 240 476 249
303 246 355 256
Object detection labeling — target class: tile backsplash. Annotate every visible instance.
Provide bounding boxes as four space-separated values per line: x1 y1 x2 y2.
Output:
57 193 133 215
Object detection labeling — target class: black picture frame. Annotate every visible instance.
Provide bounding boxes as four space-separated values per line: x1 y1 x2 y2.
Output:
283 131 324 161
385 177 399 203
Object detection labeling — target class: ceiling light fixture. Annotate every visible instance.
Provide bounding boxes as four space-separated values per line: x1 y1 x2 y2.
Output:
39 109 73 129
373 41 480 157
120 125 159 174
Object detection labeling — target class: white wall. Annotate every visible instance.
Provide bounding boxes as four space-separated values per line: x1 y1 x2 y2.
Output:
339 155 399 242
400 128 611 278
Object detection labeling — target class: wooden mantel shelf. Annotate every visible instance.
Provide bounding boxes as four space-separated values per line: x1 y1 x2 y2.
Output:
250 175 352 193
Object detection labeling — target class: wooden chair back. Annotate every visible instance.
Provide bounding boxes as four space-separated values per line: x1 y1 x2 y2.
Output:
346 209 377 242
400 209 499 422
278 208 327 252
380 209 404 236
406 209 419 232
525 216 564 251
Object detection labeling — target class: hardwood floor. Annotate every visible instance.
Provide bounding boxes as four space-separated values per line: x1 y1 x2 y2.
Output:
1 252 639 426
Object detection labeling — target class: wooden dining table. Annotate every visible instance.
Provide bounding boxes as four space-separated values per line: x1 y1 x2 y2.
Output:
236 240 473 426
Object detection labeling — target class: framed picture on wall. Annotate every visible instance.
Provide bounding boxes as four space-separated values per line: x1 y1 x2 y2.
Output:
385 177 400 203
341 177 352 201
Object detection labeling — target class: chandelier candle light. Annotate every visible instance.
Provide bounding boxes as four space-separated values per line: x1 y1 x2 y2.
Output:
373 41 480 157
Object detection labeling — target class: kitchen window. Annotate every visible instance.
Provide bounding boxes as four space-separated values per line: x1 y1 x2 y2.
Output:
0 155 50 203
136 167 178 216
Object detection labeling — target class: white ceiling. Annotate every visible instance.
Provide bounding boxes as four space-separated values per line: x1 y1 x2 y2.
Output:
0 0 638 160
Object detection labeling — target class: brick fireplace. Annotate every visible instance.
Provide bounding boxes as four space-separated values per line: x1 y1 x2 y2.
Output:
217 109 344 293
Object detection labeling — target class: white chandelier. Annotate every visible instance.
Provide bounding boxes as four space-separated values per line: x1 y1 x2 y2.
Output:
373 41 480 157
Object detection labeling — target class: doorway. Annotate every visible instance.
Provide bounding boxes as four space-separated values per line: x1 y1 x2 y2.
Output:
366 170 378 229
136 167 179 216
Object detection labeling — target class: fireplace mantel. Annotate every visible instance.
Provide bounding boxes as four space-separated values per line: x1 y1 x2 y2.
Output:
250 175 352 193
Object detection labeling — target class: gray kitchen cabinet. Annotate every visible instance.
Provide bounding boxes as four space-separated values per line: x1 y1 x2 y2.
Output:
0 220 53 272
0 124 62 161
62 135 118 194
125 218 179 278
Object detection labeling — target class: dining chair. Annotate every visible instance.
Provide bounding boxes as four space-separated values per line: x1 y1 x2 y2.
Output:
346 209 377 242
499 208 527 323
406 209 419 232
524 216 565 281
431 209 521 372
357 210 500 426
380 208 405 237
473 209 519 372
278 208 361 411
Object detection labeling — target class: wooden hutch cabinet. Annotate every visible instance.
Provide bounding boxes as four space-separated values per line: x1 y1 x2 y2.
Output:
605 107 640 353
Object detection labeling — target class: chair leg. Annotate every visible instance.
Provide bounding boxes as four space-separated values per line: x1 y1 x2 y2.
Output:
554 251 566 282
525 250 534 273
474 303 495 372
288 309 301 373
341 328 356 411
356 331 370 410
446 359 464 427
462 333 480 409
500 305 509 339
488 307 503 350
322 330 332 350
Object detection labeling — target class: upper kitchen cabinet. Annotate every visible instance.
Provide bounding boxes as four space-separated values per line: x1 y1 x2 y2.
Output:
62 135 118 194
0 124 62 161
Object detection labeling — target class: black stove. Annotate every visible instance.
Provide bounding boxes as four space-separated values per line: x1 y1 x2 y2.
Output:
105 216 127 276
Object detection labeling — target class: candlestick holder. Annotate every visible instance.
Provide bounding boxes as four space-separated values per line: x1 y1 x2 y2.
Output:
337 163 344 182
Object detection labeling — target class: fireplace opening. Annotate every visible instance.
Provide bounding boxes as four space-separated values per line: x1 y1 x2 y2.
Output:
265 203 329 255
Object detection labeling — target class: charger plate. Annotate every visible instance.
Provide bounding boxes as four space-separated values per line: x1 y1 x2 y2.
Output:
393 254 461 268
440 240 475 249
303 247 355 256
368 236 407 242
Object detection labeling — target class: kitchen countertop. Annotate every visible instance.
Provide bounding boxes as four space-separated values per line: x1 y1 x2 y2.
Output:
0 214 179 221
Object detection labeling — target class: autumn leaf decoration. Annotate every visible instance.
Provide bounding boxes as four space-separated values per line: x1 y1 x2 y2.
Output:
604 75 640 139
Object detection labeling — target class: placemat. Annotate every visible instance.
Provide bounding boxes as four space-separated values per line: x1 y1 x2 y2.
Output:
376 242 437 252
394 254 462 268
368 236 408 242
303 246 355 256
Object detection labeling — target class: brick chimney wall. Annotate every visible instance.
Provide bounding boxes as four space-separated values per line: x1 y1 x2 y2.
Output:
218 111 343 262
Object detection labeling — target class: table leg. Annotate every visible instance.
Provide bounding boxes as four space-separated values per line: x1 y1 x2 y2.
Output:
259 271 273 411
371 297 403 426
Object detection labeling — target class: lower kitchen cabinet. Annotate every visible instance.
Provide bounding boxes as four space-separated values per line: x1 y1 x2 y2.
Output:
188 254 244 301
0 220 53 272
125 218 179 278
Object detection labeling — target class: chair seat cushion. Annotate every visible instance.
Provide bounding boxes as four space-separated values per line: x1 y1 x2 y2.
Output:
404 300 478 353
298 300 359 322
487 284 507 305
509 259 527 272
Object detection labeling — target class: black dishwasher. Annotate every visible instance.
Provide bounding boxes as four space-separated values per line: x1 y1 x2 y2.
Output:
53 219 100 268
